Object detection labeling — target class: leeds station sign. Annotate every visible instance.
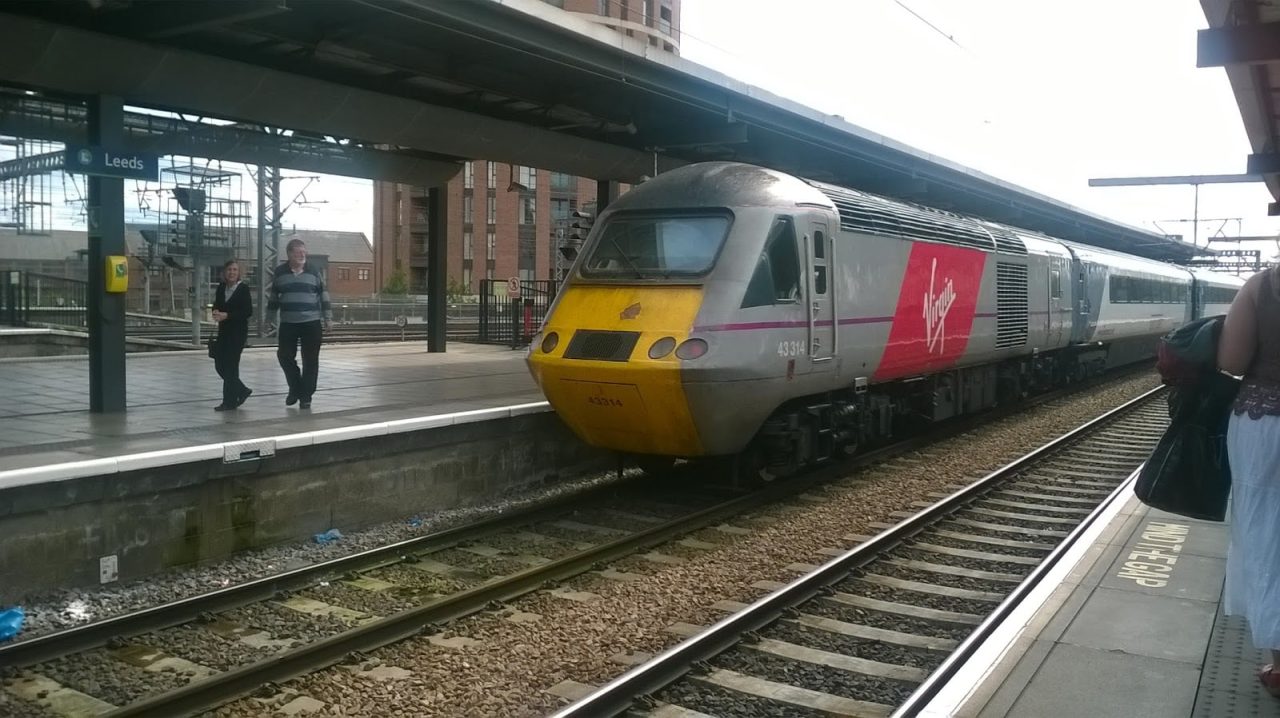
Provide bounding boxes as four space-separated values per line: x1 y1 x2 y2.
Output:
62 144 159 181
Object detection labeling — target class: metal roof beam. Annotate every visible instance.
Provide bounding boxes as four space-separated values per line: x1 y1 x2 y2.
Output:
645 121 749 150
0 96 461 186
0 149 64 180
1197 20 1280 67
1246 152 1280 174
1089 173 1264 186
103 0 291 39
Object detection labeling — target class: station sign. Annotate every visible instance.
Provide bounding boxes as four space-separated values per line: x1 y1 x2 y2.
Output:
63 144 159 181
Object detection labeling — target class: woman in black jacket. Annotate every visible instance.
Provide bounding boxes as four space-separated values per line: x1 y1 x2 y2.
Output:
212 259 253 411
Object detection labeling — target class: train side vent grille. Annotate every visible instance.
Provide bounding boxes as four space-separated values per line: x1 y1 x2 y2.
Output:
996 262 1029 348
563 330 641 362
980 222 1028 256
805 180 997 252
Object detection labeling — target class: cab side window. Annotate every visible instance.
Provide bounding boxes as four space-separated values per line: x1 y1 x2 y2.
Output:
742 217 801 308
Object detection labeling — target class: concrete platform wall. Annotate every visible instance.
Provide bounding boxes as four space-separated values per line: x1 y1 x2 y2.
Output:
0 328 187 357
0 411 607 601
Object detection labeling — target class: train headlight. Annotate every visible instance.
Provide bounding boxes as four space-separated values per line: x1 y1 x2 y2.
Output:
540 331 560 354
648 336 676 359
675 338 708 360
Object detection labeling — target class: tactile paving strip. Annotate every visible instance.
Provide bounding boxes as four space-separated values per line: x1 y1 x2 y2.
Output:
1193 604 1280 717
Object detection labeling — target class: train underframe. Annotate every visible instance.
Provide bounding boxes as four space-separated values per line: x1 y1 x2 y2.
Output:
697 340 1142 483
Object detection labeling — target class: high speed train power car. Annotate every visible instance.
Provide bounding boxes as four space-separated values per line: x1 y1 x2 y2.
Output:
526 162 1243 477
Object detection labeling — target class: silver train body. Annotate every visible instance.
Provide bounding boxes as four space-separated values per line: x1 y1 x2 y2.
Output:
528 162 1243 469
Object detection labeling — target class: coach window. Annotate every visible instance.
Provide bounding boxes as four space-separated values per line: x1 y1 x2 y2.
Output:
1051 269 1062 298
742 217 801 308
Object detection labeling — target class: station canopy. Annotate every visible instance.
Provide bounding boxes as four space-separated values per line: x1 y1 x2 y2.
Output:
1198 0 1280 216
0 0 1204 262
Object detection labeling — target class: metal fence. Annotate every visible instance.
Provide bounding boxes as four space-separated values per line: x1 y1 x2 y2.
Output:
475 279 558 346
1 271 88 329
0 272 560 346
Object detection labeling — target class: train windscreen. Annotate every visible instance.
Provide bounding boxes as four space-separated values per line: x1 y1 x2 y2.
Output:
581 213 730 279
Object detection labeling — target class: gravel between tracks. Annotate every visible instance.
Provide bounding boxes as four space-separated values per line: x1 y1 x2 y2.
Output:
10 469 634 642
205 371 1160 718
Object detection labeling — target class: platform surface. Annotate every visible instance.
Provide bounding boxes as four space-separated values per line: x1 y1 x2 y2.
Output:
955 489 1280 718
0 342 543 472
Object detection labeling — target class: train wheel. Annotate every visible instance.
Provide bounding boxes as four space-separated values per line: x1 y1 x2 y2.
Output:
635 455 677 477
732 443 787 488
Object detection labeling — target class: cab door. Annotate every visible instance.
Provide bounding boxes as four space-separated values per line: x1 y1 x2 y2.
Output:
1047 258 1066 346
807 221 835 363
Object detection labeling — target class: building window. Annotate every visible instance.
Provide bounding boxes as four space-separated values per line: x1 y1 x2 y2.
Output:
516 166 537 191
520 196 536 225
359 268 370 281
338 267 350 281
598 0 609 16
463 195 473 225
487 228 496 260
550 172 572 192
462 266 472 291
487 195 497 224
551 198 572 221
659 4 672 34
486 266 495 280
463 229 474 260
463 161 474 189
487 162 497 189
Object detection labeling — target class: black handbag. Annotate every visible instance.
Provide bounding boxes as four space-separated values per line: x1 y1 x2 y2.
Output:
207 336 218 358
1134 373 1238 521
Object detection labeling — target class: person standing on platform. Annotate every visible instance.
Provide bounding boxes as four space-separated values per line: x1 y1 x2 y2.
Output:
211 259 253 411
1218 264 1280 697
266 239 332 410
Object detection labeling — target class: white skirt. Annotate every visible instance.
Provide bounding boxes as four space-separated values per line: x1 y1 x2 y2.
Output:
1223 411 1280 649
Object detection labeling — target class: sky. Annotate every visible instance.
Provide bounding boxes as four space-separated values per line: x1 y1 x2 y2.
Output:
677 0 1279 259
4 0 1277 263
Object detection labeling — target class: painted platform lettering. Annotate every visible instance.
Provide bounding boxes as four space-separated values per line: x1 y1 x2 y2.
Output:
1115 521 1188 588
875 243 986 381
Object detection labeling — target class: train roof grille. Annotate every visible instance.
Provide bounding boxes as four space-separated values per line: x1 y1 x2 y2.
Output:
805 180 1028 256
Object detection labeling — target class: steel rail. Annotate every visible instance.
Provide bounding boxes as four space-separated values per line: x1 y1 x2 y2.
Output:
2 363 1155 716
102 460 878 718
100 375 1088 717
889 464 1145 716
549 384 1167 717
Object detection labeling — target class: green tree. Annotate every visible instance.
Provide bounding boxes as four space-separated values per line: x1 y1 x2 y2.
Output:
446 275 468 302
383 268 408 295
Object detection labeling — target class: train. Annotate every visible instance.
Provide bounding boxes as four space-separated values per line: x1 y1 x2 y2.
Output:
525 162 1244 478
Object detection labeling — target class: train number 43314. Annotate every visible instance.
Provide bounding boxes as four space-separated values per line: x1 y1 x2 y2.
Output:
777 340 807 357
587 396 624 408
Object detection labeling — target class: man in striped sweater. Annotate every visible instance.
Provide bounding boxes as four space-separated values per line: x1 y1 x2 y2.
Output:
266 238 332 410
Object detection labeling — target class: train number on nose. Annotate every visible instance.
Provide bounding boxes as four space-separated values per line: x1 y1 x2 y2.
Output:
778 340 807 358
587 396 624 408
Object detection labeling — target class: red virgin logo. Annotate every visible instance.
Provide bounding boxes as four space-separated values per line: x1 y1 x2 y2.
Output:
923 258 957 355
875 243 986 381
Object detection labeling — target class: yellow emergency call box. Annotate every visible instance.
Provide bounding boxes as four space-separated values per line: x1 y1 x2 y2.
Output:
105 255 128 293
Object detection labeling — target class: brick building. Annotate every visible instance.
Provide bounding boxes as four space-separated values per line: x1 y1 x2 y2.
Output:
0 226 373 316
372 0 680 296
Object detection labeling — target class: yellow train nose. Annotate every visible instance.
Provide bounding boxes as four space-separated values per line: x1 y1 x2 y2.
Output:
527 286 705 457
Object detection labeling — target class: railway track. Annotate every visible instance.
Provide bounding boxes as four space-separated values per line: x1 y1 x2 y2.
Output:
0 370 1160 718
551 385 1169 718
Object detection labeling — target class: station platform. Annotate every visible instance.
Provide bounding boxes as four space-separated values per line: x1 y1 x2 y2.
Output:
0 341 609 601
0 341 544 473
926 470 1280 718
